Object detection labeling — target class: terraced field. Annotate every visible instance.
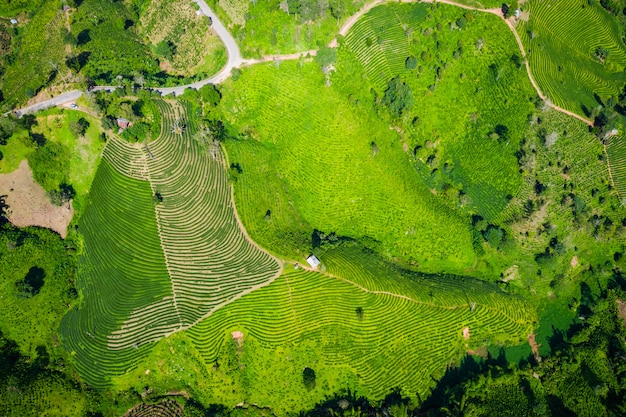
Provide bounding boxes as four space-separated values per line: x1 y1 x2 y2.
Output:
606 134 626 199
185 246 535 411
60 100 280 387
517 0 626 115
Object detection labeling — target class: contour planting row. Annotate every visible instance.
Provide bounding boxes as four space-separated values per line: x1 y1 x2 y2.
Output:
344 3 428 90
102 135 150 180
142 100 280 326
606 134 626 198
187 265 534 401
518 0 626 113
60 160 175 387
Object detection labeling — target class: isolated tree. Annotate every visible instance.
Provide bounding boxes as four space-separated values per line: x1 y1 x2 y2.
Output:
355 307 364 320
69 117 89 137
156 40 176 61
405 56 417 70
315 45 336 70
303 367 316 390
501 3 511 18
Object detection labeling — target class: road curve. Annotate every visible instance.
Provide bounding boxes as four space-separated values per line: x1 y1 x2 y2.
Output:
12 0 595 128
156 0 249 96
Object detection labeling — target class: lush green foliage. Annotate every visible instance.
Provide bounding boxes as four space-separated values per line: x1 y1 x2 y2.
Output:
119 244 533 413
207 0 366 56
0 0 66 108
0 225 77 357
517 0 626 116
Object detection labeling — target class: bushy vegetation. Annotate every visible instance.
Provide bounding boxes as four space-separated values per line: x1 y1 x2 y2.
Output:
137 0 226 76
206 0 367 56
0 1 67 110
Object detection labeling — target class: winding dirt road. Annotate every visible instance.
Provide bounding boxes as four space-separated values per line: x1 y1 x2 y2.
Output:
13 0 594 128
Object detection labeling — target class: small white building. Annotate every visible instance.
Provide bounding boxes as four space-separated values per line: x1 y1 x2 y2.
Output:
10 19 18 25
306 255 320 270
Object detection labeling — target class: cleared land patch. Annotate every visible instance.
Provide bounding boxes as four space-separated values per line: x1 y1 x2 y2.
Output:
139 0 226 77
0 160 73 238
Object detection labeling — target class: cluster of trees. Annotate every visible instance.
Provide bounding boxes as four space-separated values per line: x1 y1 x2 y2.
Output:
380 76 414 117
280 0 350 21
94 88 161 143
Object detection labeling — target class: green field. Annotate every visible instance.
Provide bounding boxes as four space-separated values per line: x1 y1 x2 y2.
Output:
115 245 534 413
517 0 626 115
219 3 540 274
607 134 626 199
60 100 280 387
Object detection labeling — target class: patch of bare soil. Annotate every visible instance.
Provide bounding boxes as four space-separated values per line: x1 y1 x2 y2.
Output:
0 160 73 238
502 265 519 282
570 256 579 268
462 327 470 340
617 299 626 327
528 333 541 362
466 346 488 358
231 330 244 347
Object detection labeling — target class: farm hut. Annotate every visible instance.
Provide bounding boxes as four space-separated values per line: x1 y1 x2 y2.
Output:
117 118 131 130
10 19 17 25
306 255 320 270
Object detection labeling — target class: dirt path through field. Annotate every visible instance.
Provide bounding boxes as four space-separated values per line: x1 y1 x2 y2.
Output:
0 160 73 238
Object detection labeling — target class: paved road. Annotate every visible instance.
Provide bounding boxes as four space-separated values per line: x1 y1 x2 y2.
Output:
14 90 83 117
156 0 249 96
11 0 595 128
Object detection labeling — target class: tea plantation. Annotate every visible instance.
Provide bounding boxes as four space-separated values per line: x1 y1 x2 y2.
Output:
517 0 626 116
2 0 626 415
60 100 280 387
138 245 534 413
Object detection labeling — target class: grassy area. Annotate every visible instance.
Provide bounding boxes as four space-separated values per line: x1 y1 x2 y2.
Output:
29 109 105 200
0 132 31 174
0 0 67 109
0 225 77 358
517 0 626 116
207 0 367 57
138 0 226 77
115 245 534 413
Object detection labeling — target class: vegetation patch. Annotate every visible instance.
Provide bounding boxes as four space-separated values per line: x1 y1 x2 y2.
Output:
517 0 626 116
138 0 226 77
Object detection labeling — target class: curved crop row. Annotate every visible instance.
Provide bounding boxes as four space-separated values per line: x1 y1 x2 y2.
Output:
517 0 626 114
186 248 534 405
